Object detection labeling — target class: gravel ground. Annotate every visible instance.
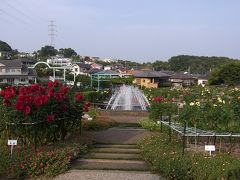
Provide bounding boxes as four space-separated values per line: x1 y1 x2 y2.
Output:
54 170 162 180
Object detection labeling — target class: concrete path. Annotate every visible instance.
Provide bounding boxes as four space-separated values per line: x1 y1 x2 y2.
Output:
92 127 152 144
55 170 161 180
55 123 162 180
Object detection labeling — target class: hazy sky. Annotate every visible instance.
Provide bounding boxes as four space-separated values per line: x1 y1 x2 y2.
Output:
0 0 240 62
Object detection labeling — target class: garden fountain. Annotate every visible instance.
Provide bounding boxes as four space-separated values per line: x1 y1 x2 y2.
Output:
106 85 150 110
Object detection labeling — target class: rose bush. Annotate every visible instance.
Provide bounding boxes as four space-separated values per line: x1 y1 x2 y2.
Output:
0 81 86 145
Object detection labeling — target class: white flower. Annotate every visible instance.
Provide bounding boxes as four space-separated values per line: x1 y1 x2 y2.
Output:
190 102 195 106
196 102 200 106
213 104 217 107
157 121 160 124
217 97 222 103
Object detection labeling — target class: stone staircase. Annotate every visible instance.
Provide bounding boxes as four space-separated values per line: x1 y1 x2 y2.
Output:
72 144 150 171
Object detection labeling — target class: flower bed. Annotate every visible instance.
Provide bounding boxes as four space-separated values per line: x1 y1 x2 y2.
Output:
0 81 86 145
139 132 240 180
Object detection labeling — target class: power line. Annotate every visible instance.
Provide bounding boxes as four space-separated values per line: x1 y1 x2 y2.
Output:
2 0 31 21
48 20 57 47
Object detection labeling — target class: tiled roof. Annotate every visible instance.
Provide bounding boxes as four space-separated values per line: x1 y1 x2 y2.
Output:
170 73 196 80
134 71 171 78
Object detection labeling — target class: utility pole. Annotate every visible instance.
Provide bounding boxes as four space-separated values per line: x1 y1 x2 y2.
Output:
48 20 56 47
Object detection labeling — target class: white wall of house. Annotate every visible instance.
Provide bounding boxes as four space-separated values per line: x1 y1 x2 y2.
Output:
47 58 72 66
198 79 208 86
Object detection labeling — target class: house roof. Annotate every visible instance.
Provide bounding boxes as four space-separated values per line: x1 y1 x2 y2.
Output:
86 68 102 74
134 71 171 78
93 70 120 75
74 63 91 70
0 59 22 67
170 73 196 80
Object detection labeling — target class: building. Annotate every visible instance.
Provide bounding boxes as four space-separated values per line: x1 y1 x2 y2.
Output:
71 63 91 76
0 59 37 85
169 73 196 87
91 70 121 79
91 63 102 70
197 74 209 86
47 57 72 66
133 70 171 88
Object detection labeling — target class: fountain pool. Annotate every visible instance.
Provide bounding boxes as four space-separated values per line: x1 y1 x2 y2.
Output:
106 85 150 111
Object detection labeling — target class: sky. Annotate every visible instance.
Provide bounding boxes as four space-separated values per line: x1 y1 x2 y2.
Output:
0 0 240 62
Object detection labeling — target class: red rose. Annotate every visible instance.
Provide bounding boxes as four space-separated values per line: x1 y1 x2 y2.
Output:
42 95 49 104
47 115 55 123
16 101 25 110
48 81 54 88
48 89 55 97
75 93 84 102
55 92 63 102
85 102 91 107
84 106 89 112
53 80 59 87
60 86 70 94
34 96 43 107
24 106 31 115
154 96 164 102
3 99 11 106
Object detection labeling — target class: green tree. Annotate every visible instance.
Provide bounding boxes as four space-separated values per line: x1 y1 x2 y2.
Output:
58 48 77 58
209 62 240 85
0 40 12 52
168 55 236 74
37 45 57 60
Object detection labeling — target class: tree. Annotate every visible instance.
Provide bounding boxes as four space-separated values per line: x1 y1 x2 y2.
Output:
151 60 170 71
168 55 236 74
58 48 77 58
0 40 12 52
37 45 57 60
209 62 240 85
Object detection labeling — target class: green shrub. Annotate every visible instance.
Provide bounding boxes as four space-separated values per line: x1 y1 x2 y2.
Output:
0 142 88 179
139 118 162 131
139 133 240 180
82 117 115 131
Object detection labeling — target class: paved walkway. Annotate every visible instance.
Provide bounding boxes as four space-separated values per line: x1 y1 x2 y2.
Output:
55 118 162 180
55 170 160 180
92 127 152 144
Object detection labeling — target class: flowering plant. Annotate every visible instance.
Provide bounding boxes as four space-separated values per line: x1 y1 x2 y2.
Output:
0 81 85 144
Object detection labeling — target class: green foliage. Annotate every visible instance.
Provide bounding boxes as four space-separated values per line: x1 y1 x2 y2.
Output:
108 77 134 85
151 60 170 71
139 133 240 180
168 55 236 74
0 40 12 52
210 62 240 86
82 118 115 131
58 48 77 58
37 45 57 60
139 118 162 131
0 142 88 179
83 90 111 103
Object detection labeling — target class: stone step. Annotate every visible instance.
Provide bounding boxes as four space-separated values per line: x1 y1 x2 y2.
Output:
94 144 138 149
91 148 141 154
82 152 142 160
72 159 149 171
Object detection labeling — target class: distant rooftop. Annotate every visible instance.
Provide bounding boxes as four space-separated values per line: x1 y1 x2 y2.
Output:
134 70 171 78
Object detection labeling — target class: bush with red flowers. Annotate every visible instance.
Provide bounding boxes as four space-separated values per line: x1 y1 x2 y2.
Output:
0 81 85 145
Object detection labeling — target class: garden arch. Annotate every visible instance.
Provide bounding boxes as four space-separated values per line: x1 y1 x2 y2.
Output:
29 61 75 82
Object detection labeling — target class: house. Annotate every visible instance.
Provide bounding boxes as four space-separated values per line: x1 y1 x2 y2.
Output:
169 73 196 87
197 74 209 86
71 63 91 76
91 63 102 70
47 57 72 66
0 59 37 85
104 65 112 70
91 70 120 79
133 70 171 88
